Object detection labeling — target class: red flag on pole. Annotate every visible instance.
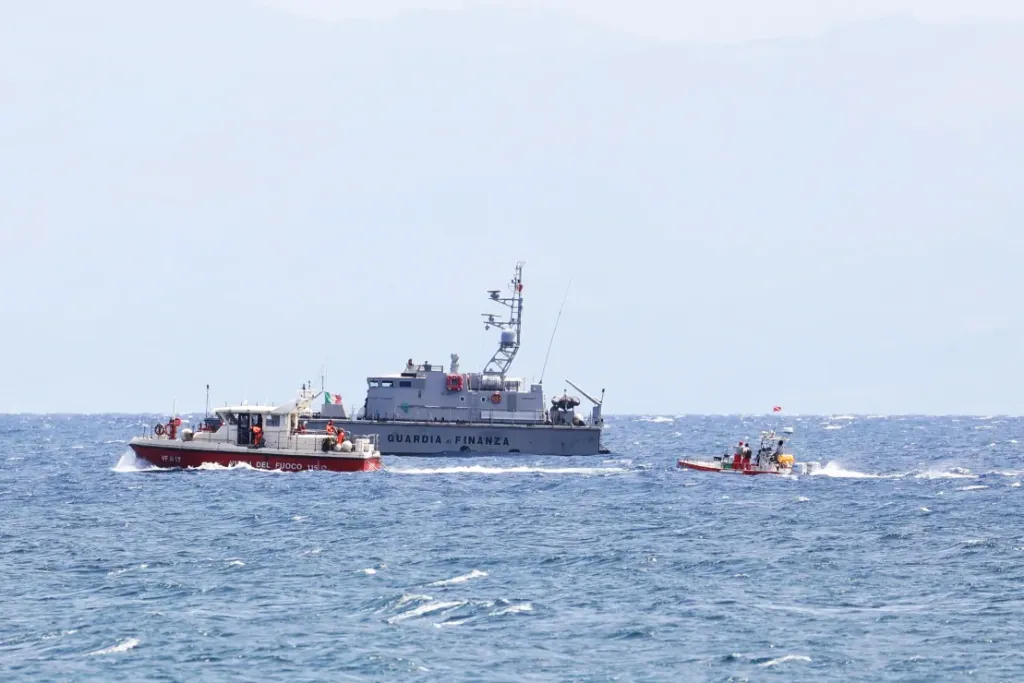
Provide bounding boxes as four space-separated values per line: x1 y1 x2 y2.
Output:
772 405 782 412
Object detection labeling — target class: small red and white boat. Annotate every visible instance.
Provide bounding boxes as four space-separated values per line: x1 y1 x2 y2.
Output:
677 429 819 476
128 393 383 473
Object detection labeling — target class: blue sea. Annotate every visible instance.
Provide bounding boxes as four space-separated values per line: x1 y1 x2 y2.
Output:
2 413 1022 681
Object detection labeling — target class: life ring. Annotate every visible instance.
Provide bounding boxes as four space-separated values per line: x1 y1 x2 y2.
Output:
490 392 501 404
154 423 166 436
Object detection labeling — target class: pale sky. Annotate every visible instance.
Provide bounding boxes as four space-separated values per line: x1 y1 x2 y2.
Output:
263 0 1024 41
2 0 1022 415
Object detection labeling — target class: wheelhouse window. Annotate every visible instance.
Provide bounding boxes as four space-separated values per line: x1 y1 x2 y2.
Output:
266 415 281 427
399 380 412 388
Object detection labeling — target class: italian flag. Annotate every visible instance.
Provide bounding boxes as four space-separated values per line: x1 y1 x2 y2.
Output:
325 392 342 405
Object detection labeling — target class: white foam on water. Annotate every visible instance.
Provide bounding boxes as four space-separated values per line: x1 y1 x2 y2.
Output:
823 425 842 430
192 462 289 474
107 563 148 576
112 451 160 473
956 485 989 491
226 559 246 567
387 465 628 476
760 655 812 668
429 569 488 586
812 462 886 479
637 416 674 424
795 496 811 503
490 602 533 616
86 638 140 656
362 568 377 575
387 600 466 624
914 469 977 480
920 507 931 512
394 593 433 608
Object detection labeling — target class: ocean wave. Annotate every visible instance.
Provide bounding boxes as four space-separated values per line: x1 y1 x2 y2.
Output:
86 638 140 656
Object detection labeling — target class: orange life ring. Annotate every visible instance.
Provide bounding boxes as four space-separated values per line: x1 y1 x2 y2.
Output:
490 392 501 404
154 423 166 436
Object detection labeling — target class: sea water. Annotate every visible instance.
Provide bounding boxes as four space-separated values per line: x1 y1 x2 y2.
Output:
1 413 1022 680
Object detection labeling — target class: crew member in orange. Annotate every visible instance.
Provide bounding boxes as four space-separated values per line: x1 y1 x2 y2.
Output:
326 420 337 437
252 424 263 447
337 428 345 444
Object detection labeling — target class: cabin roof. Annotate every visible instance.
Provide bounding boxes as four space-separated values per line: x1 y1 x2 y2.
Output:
215 404 297 416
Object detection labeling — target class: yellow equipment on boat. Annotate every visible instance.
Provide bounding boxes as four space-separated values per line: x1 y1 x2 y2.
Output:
777 454 794 466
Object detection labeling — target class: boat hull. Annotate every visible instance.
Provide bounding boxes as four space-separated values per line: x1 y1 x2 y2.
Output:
129 441 382 472
677 459 790 475
321 419 604 456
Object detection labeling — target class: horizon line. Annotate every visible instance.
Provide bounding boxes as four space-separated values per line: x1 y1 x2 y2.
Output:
0 411 1019 418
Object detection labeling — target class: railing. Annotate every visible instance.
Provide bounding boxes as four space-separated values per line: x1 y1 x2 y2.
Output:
479 409 545 423
143 423 381 455
401 363 446 375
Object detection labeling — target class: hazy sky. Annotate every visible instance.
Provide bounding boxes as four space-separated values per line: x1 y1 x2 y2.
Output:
2 0 1022 415
264 0 1024 41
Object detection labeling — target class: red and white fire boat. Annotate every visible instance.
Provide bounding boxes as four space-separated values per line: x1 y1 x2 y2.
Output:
128 394 383 473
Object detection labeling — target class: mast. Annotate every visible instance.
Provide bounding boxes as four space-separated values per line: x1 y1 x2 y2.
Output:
481 261 525 377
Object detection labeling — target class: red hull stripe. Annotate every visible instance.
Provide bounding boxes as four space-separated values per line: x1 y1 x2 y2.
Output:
676 460 781 475
130 444 381 472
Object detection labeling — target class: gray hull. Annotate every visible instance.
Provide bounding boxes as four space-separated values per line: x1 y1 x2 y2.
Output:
330 419 603 456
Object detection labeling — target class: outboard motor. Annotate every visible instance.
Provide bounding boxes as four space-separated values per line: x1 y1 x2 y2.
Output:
794 461 821 475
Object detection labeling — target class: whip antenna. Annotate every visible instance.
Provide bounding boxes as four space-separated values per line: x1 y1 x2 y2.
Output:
539 279 571 385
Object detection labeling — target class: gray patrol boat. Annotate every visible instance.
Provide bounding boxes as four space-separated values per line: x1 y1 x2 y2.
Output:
311 262 607 456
